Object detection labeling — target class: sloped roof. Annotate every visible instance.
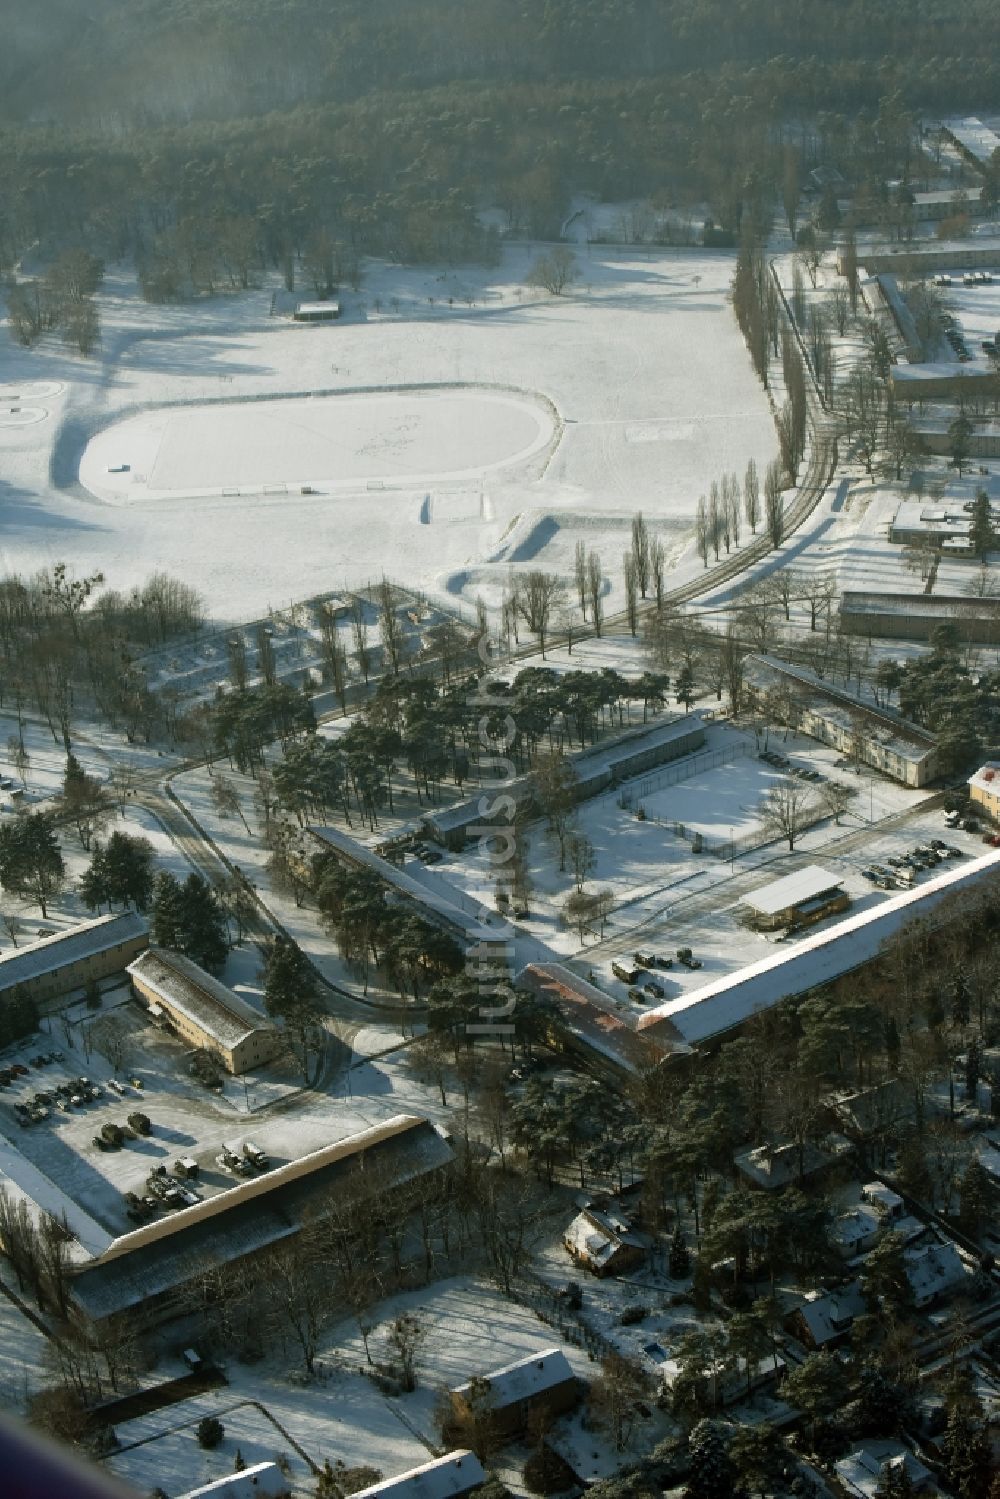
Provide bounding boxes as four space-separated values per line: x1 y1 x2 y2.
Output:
452 1347 576 1409
0 912 148 990
352 1452 487 1499
71 1115 452 1319
638 850 1000 1045
128 947 272 1052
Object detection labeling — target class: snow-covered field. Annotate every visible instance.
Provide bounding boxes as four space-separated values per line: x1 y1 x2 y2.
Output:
81 388 556 503
0 242 778 622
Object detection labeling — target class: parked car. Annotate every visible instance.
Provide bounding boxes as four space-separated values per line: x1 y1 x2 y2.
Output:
643 981 666 999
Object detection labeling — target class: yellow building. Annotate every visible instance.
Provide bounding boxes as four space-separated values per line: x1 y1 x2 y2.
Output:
969 763 1000 822
127 948 282 1075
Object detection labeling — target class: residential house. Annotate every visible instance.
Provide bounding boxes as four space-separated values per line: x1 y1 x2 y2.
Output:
351 1452 487 1499
450 1348 579 1441
562 1205 645 1277
904 1240 970 1309
835 1442 934 1499
786 1282 867 1350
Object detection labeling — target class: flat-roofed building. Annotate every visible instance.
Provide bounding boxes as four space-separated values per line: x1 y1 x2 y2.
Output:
739 865 848 932
0 912 149 1006
293 300 340 321
127 948 282 1075
70 1115 453 1331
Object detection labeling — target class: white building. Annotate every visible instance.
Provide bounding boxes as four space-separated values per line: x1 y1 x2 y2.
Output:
835 1442 934 1499
178 1462 288 1499
351 1452 487 1499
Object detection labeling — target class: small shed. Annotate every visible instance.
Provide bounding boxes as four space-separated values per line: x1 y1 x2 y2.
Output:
293 301 341 322
740 865 848 932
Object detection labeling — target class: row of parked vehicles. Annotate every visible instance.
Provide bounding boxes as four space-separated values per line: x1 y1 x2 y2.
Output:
613 947 703 999
12 1075 103 1126
759 750 826 783
0 1050 63 1086
861 840 963 890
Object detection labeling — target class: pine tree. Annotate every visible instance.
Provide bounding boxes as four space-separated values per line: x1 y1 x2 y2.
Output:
941 1406 991 1499
669 1225 691 1279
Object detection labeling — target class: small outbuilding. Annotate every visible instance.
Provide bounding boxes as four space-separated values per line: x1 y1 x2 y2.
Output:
740 865 848 932
293 301 340 322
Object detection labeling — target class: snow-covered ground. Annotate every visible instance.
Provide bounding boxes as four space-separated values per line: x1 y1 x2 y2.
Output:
106 1274 597 1499
0 242 777 623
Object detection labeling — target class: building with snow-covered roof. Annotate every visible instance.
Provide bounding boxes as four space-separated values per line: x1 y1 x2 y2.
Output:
128 948 282 1075
515 962 673 1076
747 655 940 786
739 865 847 932
70 1115 452 1331
831 1206 883 1259
450 1348 579 1438
637 850 1000 1049
786 1282 867 1350
422 713 706 844
861 1182 905 1220
0 912 149 1004
734 1137 853 1192
178 1462 288 1498
563 1205 645 1277
350 1451 486 1499
835 1442 934 1499
839 591 1000 646
293 300 340 321
904 1239 970 1308
942 116 1000 166
970 763 1000 821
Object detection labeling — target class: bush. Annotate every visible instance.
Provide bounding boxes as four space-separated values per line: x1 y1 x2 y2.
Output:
196 1416 224 1449
523 1447 575 1495
619 1304 648 1326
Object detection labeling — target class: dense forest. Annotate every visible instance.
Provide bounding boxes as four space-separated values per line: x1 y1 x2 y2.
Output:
1 1 999 277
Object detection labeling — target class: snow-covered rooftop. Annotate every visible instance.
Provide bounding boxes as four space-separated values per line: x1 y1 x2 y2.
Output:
794 1282 866 1346
178 1463 288 1499
352 1451 487 1499
740 865 843 919
0 911 148 991
969 763 1000 795
72 1116 452 1318
942 116 1000 163
638 850 1000 1045
452 1347 576 1408
127 947 274 1052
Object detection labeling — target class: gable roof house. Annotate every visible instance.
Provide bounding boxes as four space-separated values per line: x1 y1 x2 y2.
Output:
450 1348 580 1439
562 1205 645 1277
